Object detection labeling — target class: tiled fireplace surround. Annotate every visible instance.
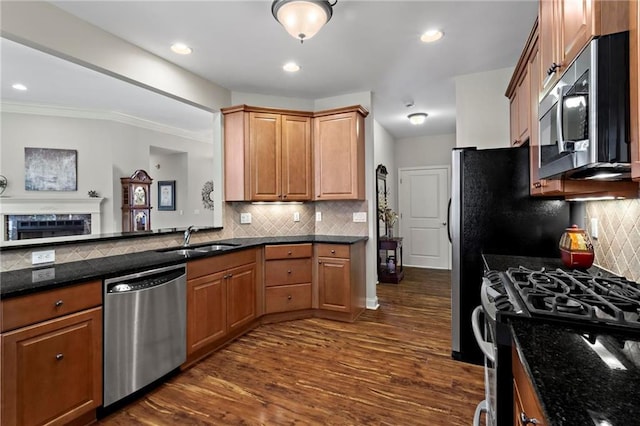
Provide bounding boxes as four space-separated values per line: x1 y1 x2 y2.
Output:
2 199 639 282
0 201 368 272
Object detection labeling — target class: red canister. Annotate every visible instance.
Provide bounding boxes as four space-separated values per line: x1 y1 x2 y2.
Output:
559 225 594 269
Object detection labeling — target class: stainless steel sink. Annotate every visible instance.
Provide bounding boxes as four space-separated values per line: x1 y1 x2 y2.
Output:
169 248 207 256
194 244 237 252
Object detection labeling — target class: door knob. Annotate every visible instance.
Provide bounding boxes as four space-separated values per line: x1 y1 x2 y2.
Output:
441 222 446 226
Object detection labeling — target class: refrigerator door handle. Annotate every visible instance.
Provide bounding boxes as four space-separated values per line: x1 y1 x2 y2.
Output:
447 198 452 243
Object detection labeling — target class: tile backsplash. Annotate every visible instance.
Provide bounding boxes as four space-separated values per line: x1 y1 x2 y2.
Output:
1 200 369 271
585 199 640 281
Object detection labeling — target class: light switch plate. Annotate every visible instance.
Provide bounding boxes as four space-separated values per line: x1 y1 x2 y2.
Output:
353 212 367 222
315 212 322 222
591 218 598 239
293 212 300 222
32 250 55 265
240 212 252 224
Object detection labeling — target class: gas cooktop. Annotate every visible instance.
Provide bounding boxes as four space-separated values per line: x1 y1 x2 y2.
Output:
503 267 640 330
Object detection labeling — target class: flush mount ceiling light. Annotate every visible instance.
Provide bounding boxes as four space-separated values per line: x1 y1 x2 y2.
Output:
408 112 428 125
12 83 27 91
283 62 301 72
272 0 337 43
420 29 444 43
170 43 192 55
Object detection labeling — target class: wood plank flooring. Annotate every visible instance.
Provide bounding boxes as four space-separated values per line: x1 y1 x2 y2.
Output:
99 267 485 425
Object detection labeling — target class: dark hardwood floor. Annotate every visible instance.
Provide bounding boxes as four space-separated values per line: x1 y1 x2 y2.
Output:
100 267 484 425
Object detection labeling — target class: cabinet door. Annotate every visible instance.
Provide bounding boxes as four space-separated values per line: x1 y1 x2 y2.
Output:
314 112 364 200
249 112 281 201
318 257 351 312
560 0 592 68
282 115 312 200
187 271 226 355
509 93 519 146
517 71 530 144
2 308 102 426
227 263 257 332
539 0 559 93
632 0 640 181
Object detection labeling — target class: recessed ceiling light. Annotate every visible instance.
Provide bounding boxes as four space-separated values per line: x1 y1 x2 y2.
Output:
408 113 428 125
283 62 301 72
170 43 192 55
421 29 444 43
12 83 28 91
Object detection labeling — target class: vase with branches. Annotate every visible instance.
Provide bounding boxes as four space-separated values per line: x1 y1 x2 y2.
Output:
377 189 398 238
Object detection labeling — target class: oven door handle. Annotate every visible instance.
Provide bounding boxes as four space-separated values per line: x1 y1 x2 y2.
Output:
473 400 488 426
471 306 495 363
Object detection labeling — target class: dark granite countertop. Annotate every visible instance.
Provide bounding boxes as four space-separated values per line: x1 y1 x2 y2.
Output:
510 317 640 426
0 235 367 298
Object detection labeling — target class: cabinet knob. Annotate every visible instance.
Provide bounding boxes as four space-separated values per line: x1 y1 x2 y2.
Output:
287 270 292 274
283 195 287 199
288 251 292 255
54 300 64 307
318 261 322 264
56 353 64 361
287 295 292 300
519 412 539 425
223 274 229 279
547 62 560 76
331 250 335 254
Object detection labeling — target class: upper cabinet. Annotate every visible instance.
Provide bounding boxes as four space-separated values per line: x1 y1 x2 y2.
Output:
539 0 629 95
223 105 312 202
313 106 368 200
632 0 640 181
222 104 368 202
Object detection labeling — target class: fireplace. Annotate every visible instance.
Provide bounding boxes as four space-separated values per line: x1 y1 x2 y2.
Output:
0 197 104 244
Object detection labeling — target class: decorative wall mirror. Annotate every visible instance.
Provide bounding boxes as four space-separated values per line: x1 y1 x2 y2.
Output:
376 164 388 242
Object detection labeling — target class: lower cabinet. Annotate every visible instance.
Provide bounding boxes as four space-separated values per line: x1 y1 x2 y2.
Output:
1 307 102 426
512 346 547 426
315 242 366 322
186 248 259 363
264 243 312 314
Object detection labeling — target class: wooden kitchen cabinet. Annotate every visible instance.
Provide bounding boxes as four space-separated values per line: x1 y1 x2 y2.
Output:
315 242 366 322
631 0 640 181
539 0 629 96
513 346 548 426
222 105 312 201
313 106 368 200
186 248 260 364
264 244 312 314
1 281 102 426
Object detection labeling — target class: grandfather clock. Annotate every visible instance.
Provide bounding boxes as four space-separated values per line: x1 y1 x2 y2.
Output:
121 169 152 232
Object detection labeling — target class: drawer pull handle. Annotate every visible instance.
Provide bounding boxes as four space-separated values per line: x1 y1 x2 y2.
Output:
331 250 335 254
287 295 292 300
55 300 64 307
519 413 539 425
56 353 64 361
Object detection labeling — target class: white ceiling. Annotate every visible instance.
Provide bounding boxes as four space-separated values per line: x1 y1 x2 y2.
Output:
5 1 539 140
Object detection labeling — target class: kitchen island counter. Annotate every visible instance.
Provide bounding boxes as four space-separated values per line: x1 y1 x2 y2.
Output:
0 235 367 298
510 317 640 426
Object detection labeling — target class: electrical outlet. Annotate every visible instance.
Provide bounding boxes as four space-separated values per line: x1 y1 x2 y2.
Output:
32 250 55 265
240 212 252 224
353 212 367 223
316 212 322 222
32 268 55 282
293 212 300 222
591 218 599 239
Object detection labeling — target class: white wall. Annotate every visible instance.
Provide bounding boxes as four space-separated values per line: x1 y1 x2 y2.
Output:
396 133 456 170
231 92 314 111
1 111 216 233
454 67 513 149
1 1 230 111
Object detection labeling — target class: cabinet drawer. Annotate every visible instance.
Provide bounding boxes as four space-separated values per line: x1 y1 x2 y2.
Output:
265 259 312 286
265 244 312 260
1 280 102 332
265 283 312 314
316 244 350 258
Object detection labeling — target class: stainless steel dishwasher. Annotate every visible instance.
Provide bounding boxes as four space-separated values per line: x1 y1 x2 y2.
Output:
103 263 187 407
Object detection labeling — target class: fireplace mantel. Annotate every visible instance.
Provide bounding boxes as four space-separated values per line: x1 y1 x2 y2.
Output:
1 197 105 244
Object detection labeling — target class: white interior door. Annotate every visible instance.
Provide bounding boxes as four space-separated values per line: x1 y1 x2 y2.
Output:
399 167 451 270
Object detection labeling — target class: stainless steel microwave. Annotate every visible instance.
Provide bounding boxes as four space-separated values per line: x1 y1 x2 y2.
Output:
538 31 630 180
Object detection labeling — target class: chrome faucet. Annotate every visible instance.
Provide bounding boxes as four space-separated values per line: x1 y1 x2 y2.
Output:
183 225 198 247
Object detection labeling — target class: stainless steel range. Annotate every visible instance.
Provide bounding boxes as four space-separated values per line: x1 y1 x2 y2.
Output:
473 265 640 426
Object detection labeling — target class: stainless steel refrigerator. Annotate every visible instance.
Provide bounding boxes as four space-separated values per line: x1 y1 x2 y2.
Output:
450 146 571 365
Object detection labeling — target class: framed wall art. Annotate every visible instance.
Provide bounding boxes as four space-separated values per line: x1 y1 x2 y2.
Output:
158 180 176 211
24 148 77 191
